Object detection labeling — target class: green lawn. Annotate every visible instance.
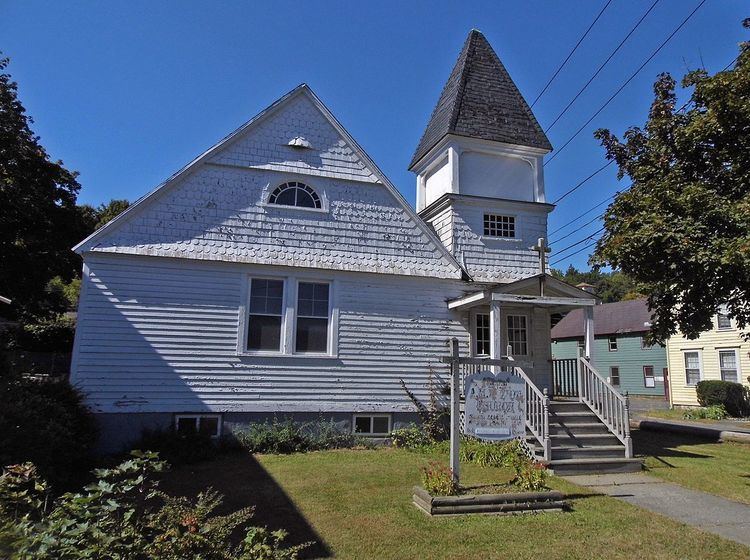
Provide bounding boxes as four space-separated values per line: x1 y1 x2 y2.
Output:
162 447 749 559
642 408 750 429
635 429 750 504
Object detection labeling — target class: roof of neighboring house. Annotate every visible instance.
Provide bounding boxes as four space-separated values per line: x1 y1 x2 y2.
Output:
551 299 653 339
409 29 552 169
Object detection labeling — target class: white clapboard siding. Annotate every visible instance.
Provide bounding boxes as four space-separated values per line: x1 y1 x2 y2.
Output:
71 254 469 413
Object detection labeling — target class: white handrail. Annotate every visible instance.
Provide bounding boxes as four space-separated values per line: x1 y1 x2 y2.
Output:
578 357 633 458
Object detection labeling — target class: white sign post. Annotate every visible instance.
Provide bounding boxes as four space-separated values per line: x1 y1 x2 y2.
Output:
464 371 526 442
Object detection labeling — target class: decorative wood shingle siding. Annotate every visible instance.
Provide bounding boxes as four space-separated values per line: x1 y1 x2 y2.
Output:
551 334 668 397
666 318 750 406
451 198 548 282
428 205 454 253
208 92 378 183
71 254 469 414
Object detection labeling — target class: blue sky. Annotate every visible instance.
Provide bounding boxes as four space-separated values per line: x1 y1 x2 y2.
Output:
2 0 746 270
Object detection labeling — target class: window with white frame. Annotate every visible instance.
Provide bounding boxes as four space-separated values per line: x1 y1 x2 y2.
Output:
506 315 528 355
643 365 655 388
269 181 322 209
175 414 221 438
483 214 516 238
295 282 330 353
247 278 284 351
353 414 391 436
717 311 732 330
684 351 702 386
475 313 490 356
718 349 740 382
608 336 618 352
609 366 620 386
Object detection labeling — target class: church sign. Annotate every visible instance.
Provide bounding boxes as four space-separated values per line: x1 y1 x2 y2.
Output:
464 371 526 441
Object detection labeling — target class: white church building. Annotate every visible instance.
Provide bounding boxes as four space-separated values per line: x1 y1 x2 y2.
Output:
71 30 639 473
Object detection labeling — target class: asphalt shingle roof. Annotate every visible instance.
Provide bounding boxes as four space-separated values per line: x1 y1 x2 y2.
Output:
409 29 552 169
551 299 654 339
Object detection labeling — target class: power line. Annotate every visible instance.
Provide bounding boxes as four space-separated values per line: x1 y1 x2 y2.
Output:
544 0 707 166
530 0 613 108
550 161 613 205
549 213 604 245
550 239 600 266
544 0 661 133
551 226 605 253
548 193 616 237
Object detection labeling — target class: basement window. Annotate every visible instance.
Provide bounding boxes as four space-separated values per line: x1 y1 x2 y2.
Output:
353 414 391 436
483 214 515 238
175 414 222 438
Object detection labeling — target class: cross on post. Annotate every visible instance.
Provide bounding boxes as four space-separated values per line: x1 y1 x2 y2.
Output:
532 237 551 296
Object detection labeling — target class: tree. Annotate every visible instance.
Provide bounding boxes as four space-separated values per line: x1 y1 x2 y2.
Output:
550 266 642 303
77 198 130 231
592 24 750 342
0 56 89 320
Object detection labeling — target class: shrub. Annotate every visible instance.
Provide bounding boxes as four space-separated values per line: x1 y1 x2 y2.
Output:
696 380 749 417
459 438 523 468
0 316 76 353
0 375 97 489
0 451 310 560
233 418 369 454
683 404 728 421
513 461 548 492
390 426 434 449
420 461 458 496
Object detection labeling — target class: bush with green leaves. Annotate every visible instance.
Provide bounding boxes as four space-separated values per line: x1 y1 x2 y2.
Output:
0 451 309 560
232 418 368 454
513 461 548 492
0 374 97 490
420 461 458 496
696 380 749 417
459 438 524 468
390 426 434 449
0 316 76 353
683 404 728 421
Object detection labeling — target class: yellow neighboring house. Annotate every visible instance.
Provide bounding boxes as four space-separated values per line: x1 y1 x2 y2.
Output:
667 309 750 406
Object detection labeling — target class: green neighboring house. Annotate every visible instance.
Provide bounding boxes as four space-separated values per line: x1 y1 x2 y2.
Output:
551 298 668 398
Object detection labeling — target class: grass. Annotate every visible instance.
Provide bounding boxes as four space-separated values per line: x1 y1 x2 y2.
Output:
635 429 750 505
161 446 749 559
642 408 750 429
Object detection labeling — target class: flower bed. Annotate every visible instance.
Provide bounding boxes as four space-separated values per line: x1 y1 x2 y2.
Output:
412 485 567 516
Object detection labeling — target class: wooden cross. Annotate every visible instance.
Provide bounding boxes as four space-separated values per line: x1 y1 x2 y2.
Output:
532 237 551 275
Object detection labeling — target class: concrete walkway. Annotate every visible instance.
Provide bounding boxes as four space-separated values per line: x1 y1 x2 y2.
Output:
564 472 750 548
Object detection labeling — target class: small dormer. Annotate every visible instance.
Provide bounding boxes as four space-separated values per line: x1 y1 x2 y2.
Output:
410 30 554 282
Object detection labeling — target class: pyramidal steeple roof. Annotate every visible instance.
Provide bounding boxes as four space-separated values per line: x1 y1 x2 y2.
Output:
409 29 552 169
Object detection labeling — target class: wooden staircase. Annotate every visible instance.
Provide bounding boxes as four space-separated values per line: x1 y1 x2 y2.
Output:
527 400 642 475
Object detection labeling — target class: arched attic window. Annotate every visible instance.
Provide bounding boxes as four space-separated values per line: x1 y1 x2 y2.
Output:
268 181 321 209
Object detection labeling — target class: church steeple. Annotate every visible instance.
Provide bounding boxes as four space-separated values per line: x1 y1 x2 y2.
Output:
410 29 551 171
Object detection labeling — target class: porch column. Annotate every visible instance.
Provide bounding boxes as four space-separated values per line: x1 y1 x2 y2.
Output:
490 300 503 373
584 306 595 364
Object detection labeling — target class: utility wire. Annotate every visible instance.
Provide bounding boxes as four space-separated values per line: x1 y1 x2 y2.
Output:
544 0 707 166
551 227 605 253
550 239 600 266
544 0 661 133
550 161 613 205
530 0 613 108
550 213 604 245
548 193 616 237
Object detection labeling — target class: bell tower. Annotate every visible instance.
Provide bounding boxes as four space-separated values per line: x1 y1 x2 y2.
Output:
410 30 554 283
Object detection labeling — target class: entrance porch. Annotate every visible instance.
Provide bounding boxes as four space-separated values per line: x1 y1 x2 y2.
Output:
446 274 642 475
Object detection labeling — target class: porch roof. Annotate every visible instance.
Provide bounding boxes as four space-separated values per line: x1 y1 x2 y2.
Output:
447 273 598 311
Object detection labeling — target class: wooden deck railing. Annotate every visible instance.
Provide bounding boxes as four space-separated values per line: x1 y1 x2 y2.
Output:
578 357 633 458
551 358 579 397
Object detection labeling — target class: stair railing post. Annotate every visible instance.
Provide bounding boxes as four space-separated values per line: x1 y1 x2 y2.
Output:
623 390 633 458
542 388 551 461
577 357 584 403
449 338 461 483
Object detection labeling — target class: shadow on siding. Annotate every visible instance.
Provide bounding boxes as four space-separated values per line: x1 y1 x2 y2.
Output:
159 450 331 558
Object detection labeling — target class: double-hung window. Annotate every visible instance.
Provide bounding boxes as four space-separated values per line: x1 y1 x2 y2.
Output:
643 366 655 388
717 312 732 330
475 313 490 356
295 282 330 353
507 315 528 355
684 351 702 386
247 278 284 351
609 366 620 387
608 336 618 352
718 349 740 382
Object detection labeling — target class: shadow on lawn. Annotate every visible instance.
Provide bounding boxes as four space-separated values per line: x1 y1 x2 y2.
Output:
159 451 331 559
632 428 717 469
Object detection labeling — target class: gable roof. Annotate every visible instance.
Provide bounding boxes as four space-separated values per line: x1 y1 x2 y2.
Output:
409 29 552 170
551 299 654 339
72 84 467 280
